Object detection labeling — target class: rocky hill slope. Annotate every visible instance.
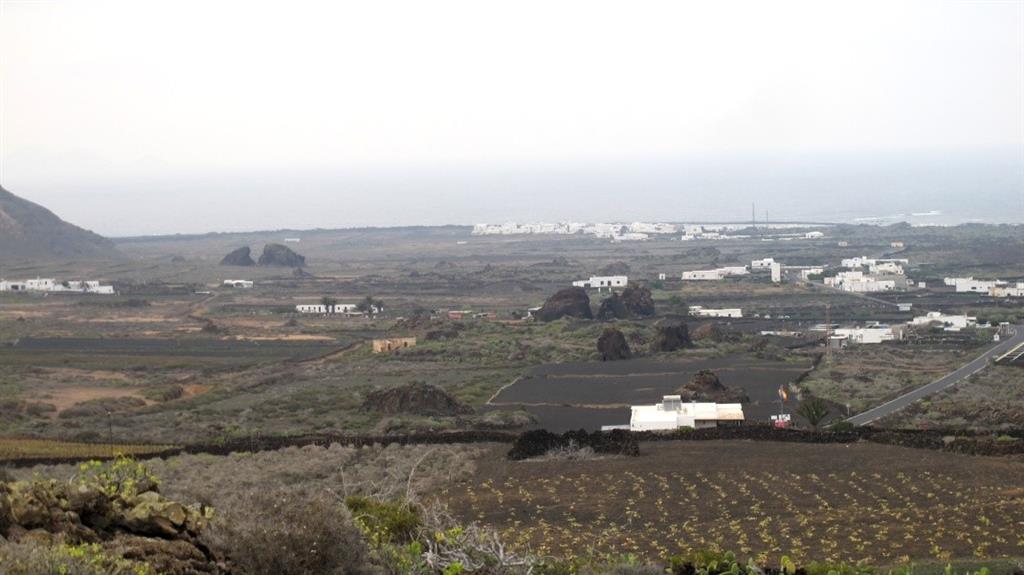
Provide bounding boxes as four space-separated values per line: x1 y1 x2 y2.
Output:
0 186 119 261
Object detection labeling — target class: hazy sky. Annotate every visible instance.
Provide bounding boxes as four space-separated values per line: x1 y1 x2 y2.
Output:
1 0 1021 235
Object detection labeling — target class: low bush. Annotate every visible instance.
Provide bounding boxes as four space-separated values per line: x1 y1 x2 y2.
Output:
0 541 157 575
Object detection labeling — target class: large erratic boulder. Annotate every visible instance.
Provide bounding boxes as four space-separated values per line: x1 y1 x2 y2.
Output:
536 287 592 322
652 321 691 352
219 246 255 266
361 382 474 416
597 284 655 320
676 369 748 402
597 327 632 361
257 243 306 267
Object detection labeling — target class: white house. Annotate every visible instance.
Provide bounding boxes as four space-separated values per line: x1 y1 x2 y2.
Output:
771 262 783 283
751 258 776 269
832 324 901 344
804 231 825 239
990 283 1024 298
825 271 897 293
689 306 743 318
630 396 744 431
681 266 749 281
572 275 628 291
911 312 977 331
869 262 904 276
223 280 254 289
944 277 1004 293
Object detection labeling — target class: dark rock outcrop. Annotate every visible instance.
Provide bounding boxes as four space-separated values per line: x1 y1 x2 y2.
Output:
219 246 255 266
597 284 655 320
257 243 306 267
676 369 748 402
597 327 632 361
361 382 473 416
652 321 691 352
0 186 120 262
536 287 592 322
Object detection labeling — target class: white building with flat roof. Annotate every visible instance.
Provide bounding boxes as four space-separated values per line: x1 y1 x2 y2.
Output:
630 396 745 431
990 283 1024 298
681 266 749 281
832 324 901 344
751 258 775 269
223 280 254 289
572 275 628 291
911 312 977 331
944 277 1005 294
689 306 743 318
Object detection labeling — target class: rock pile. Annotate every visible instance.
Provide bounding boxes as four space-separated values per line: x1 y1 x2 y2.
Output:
535 287 592 322
0 460 220 574
597 327 632 361
219 246 254 266
652 321 691 352
596 284 655 320
257 243 306 267
361 382 474 416
675 369 748 402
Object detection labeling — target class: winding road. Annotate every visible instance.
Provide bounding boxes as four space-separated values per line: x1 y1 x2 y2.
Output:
846 325 1023 426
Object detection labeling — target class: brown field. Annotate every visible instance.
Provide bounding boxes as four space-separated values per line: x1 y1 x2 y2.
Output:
443 440 1024 565
0 437 175 460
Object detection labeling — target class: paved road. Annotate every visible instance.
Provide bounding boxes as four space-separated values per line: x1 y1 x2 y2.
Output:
847 325 1024 426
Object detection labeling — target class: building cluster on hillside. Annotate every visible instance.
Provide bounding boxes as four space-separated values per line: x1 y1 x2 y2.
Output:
471 221 676 241
573 275 628 291
0 278 114 295
823 256 912 293
944 277 1024 298
689 306 743 318
623 395 745 431
681 266 749 281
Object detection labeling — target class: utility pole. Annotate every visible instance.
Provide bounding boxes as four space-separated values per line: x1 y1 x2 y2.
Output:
825 303 833 364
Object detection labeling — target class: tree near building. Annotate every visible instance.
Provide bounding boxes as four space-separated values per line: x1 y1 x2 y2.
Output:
796 396 831 431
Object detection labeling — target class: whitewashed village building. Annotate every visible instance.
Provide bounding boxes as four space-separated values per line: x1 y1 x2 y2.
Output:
630 396 744 431
910 312 978 331
223 280 254 289
296 303 378 316
689 306 743 318
573 276 628 291
681 266 749 281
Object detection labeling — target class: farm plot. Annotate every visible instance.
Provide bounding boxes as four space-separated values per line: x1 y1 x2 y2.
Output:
443 440 1024 565
0 336 340 368
491 355 813 429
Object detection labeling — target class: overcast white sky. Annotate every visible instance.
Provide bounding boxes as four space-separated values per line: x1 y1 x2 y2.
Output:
1 0 1022 235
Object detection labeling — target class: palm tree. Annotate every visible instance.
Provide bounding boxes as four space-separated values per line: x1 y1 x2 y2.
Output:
796 396 831 431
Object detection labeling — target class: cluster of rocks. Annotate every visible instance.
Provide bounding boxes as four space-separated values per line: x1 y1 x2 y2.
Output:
0 470 220 573
535 287 593 322
596 284 655 320
219 243 306 267
651 321 692 352
676 369 749 403
361 382 474 417
597 327 632 361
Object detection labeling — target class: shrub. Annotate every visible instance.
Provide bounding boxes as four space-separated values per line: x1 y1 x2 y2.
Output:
0 541 156 575
206 489 377 575
344 496 421 545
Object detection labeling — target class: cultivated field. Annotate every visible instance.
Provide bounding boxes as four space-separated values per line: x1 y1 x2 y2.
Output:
444 440 1024 565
